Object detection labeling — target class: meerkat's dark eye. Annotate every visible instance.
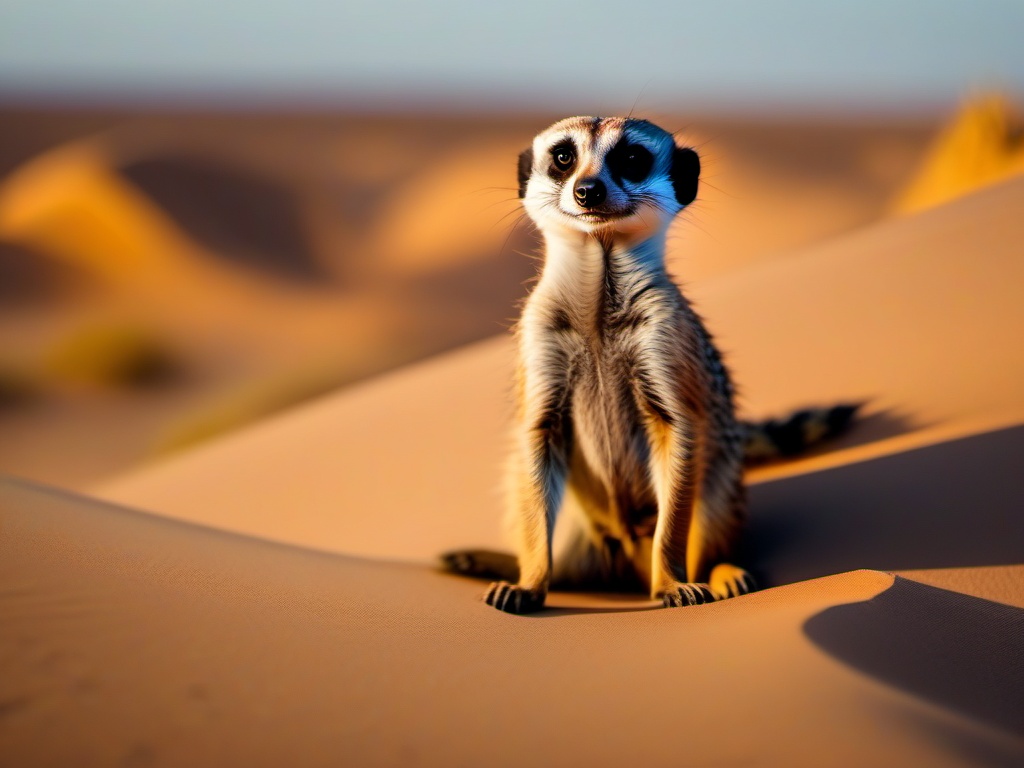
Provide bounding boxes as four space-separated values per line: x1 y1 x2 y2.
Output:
547 142 577 182
552 146 575 171
607 142 653 183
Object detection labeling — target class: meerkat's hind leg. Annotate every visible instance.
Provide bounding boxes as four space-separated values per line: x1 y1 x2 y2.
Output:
708 563 757 600
439 549 520 582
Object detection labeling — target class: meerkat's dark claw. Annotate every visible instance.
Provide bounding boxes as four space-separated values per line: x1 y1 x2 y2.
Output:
484 581 545 614
660 582 715 608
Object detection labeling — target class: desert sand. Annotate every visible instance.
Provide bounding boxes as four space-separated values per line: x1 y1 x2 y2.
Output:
4 479 1022 767
2 156 1023 765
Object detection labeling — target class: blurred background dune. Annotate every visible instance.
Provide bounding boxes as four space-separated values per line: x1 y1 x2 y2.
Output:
0 2 1022 488
893 94 1024 214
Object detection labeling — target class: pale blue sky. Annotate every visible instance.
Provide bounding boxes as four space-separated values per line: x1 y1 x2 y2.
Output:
1 1 1021 111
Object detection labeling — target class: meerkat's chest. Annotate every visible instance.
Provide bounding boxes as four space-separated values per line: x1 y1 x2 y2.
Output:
566 337 657 522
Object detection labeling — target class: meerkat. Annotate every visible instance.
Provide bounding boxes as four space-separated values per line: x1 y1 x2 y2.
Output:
443 116 856 613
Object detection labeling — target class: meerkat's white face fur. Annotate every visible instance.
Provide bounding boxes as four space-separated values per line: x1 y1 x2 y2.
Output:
518 116 699 241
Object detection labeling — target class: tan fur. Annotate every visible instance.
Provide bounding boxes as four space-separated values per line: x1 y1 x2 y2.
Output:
482 116 755 613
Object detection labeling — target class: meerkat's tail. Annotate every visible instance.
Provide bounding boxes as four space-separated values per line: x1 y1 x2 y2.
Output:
439 549 520 582
741 403 861 466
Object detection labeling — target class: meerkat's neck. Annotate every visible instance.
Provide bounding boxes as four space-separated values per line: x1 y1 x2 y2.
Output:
534 226 670 303
536 225 671 286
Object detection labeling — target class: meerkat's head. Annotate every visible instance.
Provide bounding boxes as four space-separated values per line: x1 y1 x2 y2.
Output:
517 116 699 239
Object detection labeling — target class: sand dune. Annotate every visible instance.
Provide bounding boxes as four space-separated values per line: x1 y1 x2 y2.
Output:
95 175 1024 566
119 152 322 282
2 478 1021 766
0 140 245 295
894 95 1024 215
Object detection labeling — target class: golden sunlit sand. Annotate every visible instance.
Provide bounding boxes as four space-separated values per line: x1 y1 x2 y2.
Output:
894 94 1024 214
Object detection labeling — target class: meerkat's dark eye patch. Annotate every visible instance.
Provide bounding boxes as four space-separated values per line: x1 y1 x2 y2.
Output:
606 142 654 184
548 141 577 182
670 147 700 206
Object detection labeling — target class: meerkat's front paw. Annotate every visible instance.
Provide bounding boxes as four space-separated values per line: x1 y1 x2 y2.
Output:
658 582 715 608
484 581 546 614
708 564 757 600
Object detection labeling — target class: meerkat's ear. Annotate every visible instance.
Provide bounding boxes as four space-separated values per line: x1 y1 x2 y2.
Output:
517 147 534 199
670 147 700 207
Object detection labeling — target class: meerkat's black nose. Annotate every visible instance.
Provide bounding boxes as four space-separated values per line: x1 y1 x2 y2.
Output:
574 178 607 208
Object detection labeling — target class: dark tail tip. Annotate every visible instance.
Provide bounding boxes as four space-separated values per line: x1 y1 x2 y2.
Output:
743 401 864 465
824 402 863 437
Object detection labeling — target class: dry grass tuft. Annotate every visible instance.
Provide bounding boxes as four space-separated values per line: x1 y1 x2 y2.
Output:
43 324 178 389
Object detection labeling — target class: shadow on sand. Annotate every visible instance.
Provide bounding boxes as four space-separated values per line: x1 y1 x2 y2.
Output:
742 423 1024 587
775 424 1024 745
0 239 86 306
804 577 1024 739
118 153 320 282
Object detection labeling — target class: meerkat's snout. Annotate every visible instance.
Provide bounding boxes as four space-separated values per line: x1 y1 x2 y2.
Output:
573 177 606 209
